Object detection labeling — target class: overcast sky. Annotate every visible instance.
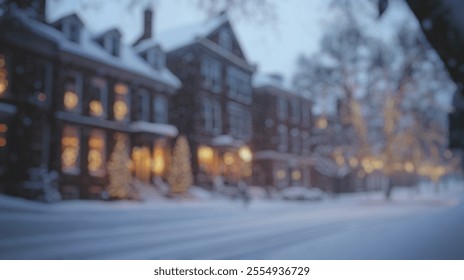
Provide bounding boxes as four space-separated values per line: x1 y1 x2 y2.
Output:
47 0 413 83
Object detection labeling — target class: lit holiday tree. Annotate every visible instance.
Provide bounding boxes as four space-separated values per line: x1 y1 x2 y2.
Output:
107 134 133 199
167 135 193 195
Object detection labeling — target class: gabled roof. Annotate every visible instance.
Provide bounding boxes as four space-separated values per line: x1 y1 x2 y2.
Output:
95 28 122 39
12 10 181 89
51 12 83 27
253 73 300 97
156 13 228 52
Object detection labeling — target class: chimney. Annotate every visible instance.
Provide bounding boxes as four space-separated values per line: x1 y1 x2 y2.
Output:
133 7 154 46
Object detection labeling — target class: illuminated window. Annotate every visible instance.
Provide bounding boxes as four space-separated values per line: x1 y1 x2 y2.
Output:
317 116 328 129
198 145 214 173
291 170 301 181
0 54 8 97
153 140 167 176
153 95 168 123
113 83 129 121
63 72 82 112
61 125 80 173
88 129 106 176
276 169 286 180
89 77 107 117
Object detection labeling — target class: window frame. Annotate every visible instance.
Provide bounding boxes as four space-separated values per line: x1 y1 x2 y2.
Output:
153 95 168 124
61 125 81 175
201 56 222 93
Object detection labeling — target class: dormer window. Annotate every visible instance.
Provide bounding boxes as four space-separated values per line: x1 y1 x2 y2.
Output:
146 49 165 70
54 14 83 44
104 35 121 57
67 21 81 43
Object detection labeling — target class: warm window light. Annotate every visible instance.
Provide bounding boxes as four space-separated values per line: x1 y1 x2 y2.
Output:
0 137 6 147
114 83 128 95
64 91 78 110
223 152 235 165
90 100 103 116
114 100 128 120
198 146 214 162
238 146 252 163
0 55 8 96
291 170 301 181
349 157 358 167
404 161 414 173
61 126 79 172
317 117 328 129
88 149 103 172
335 155 345 166
88 131 105 175
0 124 7 133
276 169 286 180
153 145 165 176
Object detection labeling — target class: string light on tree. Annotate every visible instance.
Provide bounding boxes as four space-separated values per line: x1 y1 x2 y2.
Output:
107 133 133 199
167 135 193 195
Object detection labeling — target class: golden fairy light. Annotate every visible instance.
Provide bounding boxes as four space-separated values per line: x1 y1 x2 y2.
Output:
64 91 79 110
113 100 128 120
238 145 253 163
291 170 301 181
223 152 235 165
90 100 103 116
276 169 286 180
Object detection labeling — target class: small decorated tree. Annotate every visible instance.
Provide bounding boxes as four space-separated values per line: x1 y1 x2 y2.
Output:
107 134 133 199
167 135 193 195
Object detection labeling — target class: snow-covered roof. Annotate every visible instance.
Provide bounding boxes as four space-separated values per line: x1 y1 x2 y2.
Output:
253 74 297 96
130 121 178 137
156 14 228 52
14 11 181 89
211 135 244 148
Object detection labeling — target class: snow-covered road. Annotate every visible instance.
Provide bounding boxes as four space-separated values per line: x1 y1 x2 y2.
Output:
0 182 463 260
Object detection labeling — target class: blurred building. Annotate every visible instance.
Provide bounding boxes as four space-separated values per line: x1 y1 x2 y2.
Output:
0 3 181 199
158 12 256 187
252 74 312 190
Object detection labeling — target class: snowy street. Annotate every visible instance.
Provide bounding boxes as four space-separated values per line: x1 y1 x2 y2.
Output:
1 182 463 260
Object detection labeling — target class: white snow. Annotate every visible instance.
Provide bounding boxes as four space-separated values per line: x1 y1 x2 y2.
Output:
129 121 178 137
13 11 181 89
156 14 228 52
252 73 295 94
0 179 463 259
211 135 244 147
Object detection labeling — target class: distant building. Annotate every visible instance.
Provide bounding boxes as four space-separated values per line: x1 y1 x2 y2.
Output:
0 3 181 199
156 12 256 187
252 74 312 189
